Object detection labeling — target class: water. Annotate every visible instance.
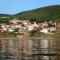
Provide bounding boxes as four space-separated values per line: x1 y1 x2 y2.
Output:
0 34 60 60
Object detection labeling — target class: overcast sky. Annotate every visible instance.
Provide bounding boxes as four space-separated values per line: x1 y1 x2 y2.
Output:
0 0 60 14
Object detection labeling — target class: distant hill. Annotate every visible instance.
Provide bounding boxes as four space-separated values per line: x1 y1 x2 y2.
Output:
0 14 11 23
0 5 60 23
0 14 10 17
14 5 60 22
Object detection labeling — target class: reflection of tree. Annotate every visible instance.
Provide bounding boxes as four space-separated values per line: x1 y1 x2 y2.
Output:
0 40 2 51
0 36 20 60
54 30 60 60
30 38 40 60
0 40 2 60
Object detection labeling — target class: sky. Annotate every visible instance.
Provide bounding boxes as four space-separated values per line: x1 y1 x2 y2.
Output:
0 0 60 15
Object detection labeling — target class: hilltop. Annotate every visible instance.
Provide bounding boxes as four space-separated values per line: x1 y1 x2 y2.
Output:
0 5 60 23
14 5 60 22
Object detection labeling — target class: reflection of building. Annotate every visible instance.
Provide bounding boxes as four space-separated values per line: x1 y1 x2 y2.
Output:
0 35 20 60
0 34 60 60
17 36 59 60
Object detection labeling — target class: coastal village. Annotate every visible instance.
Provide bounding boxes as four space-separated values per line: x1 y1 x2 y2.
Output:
0 18 60 60
0 18 59 34
0 0 60 59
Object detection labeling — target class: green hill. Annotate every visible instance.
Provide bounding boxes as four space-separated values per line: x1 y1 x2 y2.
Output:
0 14 13 23
14 5 60 22
0 14 10 17
0 5 60 23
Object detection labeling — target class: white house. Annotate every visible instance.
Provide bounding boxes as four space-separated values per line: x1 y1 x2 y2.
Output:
33 22 38 27
27 22 38 31
8 28 14 32
27 25 34 31
40 28 49 33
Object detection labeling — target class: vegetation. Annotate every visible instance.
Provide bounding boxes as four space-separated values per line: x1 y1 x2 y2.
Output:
0 14 13 23
0 5 60 23
14 5 60 22
0 14 10 17
0 18 9 23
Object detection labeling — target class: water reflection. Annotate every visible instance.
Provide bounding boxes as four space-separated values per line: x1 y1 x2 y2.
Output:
0 36 60 60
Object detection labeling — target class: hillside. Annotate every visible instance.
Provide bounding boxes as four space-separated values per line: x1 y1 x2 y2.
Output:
0 5 60 23
14 5 60 22
0 14 10 17
0 14 13 23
